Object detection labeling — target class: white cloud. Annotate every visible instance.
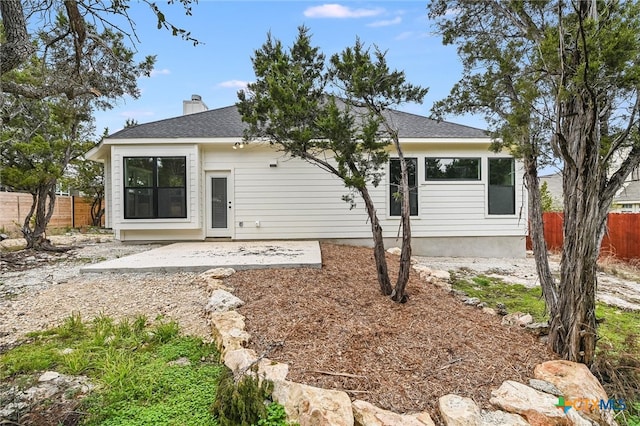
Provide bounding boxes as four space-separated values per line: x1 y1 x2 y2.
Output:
218 80 250 89
395 31 414 41
303 4 383 19
368 16 402 27
150 68 170 77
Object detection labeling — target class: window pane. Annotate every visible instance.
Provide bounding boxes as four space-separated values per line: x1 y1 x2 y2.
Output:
488 158 515 215
157 157 186 187
125 158 154 187
158 188 186 218
125 188 154 218
425 158 480 180
390 158 418 216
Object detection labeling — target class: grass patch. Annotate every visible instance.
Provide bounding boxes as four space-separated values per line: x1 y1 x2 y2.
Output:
452 273 547 321
1 313 223 425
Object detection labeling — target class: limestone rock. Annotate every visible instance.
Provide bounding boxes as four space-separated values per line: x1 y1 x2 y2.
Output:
257 357 289 382
482 307 498 316
272 380 354 426
412 265 433 278
501 312 533 327
167 357 191 367
352 400 435 426
438 394 482 426
528 379 562 397
464 297 481 306
525 322 550 336
38 371 60 382
490 380 571 425
534 360 616 426
480 410 530 425
210 311 251 356
387 247 402 256
431 270 451 281
200 267 236 279
224 348 258 373
205 289 244 313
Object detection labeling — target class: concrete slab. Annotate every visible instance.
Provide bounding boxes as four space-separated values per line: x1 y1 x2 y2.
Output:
80 241 322 273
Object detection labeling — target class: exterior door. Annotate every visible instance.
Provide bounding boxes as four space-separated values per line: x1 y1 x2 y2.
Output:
206 172 233 237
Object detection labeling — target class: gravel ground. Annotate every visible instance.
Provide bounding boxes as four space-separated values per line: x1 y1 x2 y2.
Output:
0 234 211 351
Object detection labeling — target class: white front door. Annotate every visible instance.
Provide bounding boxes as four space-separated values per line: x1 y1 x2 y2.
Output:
206 172 233 237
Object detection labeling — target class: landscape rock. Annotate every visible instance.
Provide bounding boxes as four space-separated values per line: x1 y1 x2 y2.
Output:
501 312 533 327
199 267 236 279
525 322 550 336
490 380 574 425
387 247 402 256
482 307 497 316
534 360 616 426
257 357 289 382
431 270 451 281
464 297 481 306
272 379 354 426
167 357 191 367
204 289 244 313
209 310 251 356
438 394 482 426
480 409 530 425
528 379 562 397
223 348 258 373
38 371 60 382
352 400 435 426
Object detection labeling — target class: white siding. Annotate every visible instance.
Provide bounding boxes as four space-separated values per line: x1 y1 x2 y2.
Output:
201 143 526 240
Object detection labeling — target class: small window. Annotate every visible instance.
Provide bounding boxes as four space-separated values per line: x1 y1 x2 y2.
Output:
425 157 481 180
389 158 418 216
488 158 515 215
124 156 187 219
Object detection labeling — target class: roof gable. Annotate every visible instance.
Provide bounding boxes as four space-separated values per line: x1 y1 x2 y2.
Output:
108 104 487 140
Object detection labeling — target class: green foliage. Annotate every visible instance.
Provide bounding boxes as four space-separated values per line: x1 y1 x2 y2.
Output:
0 314 222 425
257 402 296 426
540 181 561 212
211 367 274 426
238 25 427 196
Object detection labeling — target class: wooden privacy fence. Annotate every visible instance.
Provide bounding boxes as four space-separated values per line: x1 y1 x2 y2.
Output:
0 192 103 233
527 212 640 260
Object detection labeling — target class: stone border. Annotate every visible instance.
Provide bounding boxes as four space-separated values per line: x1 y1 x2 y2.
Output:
197 265 618 426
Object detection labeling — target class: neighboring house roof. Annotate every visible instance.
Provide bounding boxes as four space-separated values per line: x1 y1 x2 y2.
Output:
614 180 640 203
107 104 488 140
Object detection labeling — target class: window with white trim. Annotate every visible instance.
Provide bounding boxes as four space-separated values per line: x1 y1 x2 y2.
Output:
124 156 187 219
488 157 515 215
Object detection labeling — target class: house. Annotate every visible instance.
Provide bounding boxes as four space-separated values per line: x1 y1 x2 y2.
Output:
86 95 527 257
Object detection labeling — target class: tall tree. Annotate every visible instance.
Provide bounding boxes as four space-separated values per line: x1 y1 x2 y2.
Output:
1 95 94 249
1 16 155 249
238 27 427 301
429 0 640 365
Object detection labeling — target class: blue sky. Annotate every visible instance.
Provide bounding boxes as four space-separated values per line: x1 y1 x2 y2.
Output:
94 1 483 136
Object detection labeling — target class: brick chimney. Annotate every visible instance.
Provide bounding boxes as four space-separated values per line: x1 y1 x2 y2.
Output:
183 94 208 115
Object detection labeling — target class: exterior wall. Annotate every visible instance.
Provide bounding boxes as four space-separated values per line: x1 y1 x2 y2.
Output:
110 144 203 241
107 141 527 256
104 157 113 228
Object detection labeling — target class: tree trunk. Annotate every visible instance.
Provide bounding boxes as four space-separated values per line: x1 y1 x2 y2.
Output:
22 183 59 251
359 185 393 296
91 194 105 227
523 153 558 318
391 139 412 303
549 97 601 366
0 0 35 75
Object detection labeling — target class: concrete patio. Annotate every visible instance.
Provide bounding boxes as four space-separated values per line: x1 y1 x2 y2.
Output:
80 240 322 273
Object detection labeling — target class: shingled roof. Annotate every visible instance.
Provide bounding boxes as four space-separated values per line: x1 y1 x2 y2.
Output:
108 104 487 140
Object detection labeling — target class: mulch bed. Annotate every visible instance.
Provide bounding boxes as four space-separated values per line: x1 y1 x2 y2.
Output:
229 242 557 423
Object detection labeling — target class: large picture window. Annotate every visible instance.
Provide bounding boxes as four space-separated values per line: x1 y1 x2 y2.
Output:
488 158 515 215
425 157 481 180
389 158 418 216
124 157 187 219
